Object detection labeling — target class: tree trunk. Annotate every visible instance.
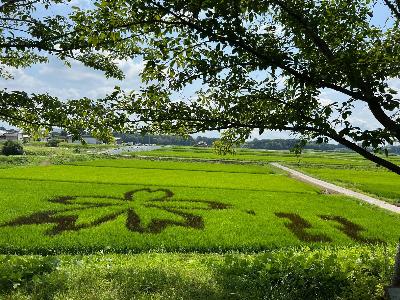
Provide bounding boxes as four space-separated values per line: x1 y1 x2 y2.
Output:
281 125 400 175
328 133 400 175
367 101 400 142
392 243 400 287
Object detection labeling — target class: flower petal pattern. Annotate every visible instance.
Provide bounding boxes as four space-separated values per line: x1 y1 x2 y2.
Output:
0 188 232 235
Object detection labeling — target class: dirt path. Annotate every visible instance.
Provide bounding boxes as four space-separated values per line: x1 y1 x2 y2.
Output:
270 162 400 214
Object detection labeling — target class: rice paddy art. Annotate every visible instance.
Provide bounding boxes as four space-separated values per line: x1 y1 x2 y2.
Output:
0 188 232 235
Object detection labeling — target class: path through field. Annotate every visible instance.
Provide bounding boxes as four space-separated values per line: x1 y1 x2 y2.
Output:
270 163 400 214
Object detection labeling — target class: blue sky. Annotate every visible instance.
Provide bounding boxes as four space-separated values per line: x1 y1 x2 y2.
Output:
1 1 398 141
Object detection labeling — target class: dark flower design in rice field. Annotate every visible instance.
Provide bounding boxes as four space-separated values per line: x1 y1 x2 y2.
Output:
0 188 231 235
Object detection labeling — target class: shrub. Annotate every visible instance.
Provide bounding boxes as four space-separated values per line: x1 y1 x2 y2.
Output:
0 246 394 299
1 141 24 156
0 256 60 293
46 139 60 147
214 246 393 300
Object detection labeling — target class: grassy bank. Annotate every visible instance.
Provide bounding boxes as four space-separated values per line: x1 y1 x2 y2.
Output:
0 245 395 300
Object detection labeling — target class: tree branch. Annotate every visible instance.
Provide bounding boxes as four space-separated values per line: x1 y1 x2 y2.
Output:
326 131 400 175
367 100 400 140
127 110 400 175
383 0 400 19
273 0 335 60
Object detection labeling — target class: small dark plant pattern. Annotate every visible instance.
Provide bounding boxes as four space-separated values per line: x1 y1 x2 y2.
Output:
275 212 383 244
0 188 231 235
275 212 332 242
245 210 256 216
318 215 383 244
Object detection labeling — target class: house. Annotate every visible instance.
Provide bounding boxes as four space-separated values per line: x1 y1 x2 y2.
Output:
40 131 69 143
0 130 25 142
68 134 103 145
22 134 30 143
194 141 208 147
0 130 5 141
66 133 122 145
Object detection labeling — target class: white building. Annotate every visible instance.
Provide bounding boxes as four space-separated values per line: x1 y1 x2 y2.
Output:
67 134 121 145
0 130 25 142
68 134 102 145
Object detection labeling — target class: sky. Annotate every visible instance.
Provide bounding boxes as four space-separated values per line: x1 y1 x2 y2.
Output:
1 1 398 141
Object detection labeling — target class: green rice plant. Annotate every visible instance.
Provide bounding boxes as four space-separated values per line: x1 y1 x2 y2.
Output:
296 166 400 204
130 146 400 167
0 159 398 254
136 147 400 204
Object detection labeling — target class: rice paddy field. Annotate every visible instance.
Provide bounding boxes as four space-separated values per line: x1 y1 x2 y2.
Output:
131 147 400 204
1 145 400 299
129 146 400 166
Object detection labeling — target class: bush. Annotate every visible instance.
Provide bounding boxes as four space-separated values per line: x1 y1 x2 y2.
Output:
0 256 60 293
214 246 393 300
0 246 394 299
46 139 60 147
1 141 24 156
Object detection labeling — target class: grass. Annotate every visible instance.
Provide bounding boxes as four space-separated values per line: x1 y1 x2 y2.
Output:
295 166 400 204
0 246 395 300
0 158 399 254
0 142 116 169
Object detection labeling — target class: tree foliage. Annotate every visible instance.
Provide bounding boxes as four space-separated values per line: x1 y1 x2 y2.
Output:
0 0 126 141
71 0 400 173
1 0 400 174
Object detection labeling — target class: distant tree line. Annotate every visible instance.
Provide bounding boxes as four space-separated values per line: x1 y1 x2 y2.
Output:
114 134 335 150
113 133 218 146
390 146 400 154
113 133 400 154
244 139 348 151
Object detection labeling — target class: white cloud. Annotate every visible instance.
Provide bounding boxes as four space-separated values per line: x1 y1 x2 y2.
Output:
347 103 380 130
116 59 145 78
0 57 144 100
318 97 334 106
1 67 46 91
388 78 400 94
69 0 93 9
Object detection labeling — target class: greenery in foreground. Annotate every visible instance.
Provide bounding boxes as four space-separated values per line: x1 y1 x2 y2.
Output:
0 246 395 300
